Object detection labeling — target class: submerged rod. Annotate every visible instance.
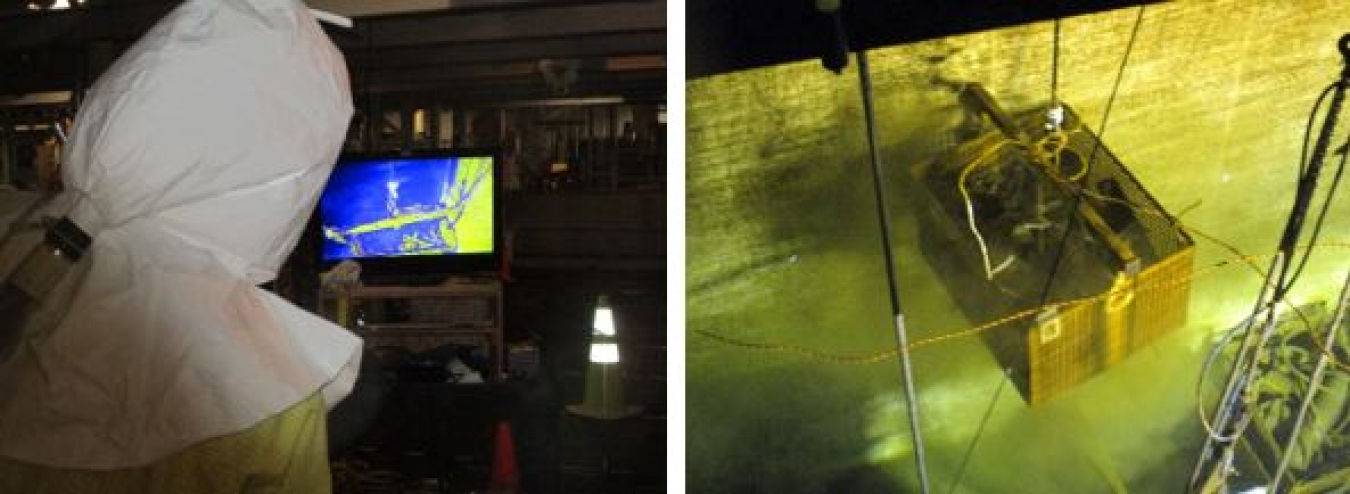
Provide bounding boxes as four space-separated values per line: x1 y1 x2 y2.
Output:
1271 270 1350 491
1188 252 1283 491
856 49 931 494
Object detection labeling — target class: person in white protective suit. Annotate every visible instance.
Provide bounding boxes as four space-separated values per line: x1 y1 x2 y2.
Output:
0 0 362 492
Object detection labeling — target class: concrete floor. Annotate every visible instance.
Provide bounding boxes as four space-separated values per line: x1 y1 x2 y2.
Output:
687 1 1350 492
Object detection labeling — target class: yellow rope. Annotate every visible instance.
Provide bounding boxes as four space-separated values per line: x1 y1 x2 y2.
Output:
690 244 1347 364
958 127 1089 280
698 128 1350 368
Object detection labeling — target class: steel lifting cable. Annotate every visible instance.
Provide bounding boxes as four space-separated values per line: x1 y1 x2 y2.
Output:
945 367 1011 494
1034 5 1147 309
940 19 1069 487
1052 17 1061 110
962 15 1079 282
856 49 932 494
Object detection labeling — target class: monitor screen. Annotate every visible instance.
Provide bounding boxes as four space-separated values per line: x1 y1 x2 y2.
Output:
318 154 495 262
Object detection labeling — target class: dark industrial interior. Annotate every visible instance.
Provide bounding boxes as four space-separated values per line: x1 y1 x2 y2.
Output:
0 1 666 493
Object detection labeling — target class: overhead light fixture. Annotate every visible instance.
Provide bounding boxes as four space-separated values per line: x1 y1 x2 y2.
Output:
0 91 73 106
25 0 73 10
499 97 624 108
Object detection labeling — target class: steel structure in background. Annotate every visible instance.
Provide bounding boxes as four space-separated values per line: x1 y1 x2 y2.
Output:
0 0 666 105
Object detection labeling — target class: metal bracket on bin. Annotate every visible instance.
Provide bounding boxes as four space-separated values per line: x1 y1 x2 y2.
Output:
1037 307 1062 344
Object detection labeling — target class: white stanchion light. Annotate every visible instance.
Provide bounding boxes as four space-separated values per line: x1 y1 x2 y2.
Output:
567 294 640 419
594 304 616 337
589 343 620 364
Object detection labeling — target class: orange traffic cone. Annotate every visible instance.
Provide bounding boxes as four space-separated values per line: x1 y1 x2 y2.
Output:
489 421 520 493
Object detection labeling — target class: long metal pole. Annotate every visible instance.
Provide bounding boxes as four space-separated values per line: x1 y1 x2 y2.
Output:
857 49 931 494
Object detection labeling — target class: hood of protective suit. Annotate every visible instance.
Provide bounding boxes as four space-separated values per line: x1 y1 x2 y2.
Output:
0 0 361 469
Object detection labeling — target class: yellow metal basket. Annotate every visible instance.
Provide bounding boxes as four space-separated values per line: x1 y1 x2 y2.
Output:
912 84 1194 405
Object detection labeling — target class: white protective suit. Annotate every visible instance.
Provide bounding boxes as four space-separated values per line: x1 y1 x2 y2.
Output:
0 0 361 470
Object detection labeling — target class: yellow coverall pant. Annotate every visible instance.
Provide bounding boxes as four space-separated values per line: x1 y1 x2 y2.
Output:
0 393 331 494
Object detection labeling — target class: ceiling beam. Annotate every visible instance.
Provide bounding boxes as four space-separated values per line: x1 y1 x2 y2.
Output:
359 70 664 104
356 56 663 82
306 0 651 19
362 1 664 47
689 0 1162 77
0 0 665 50
345 29 665 69
0 0 666 104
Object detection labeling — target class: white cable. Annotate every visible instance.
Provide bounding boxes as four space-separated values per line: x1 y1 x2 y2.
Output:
990 254 1016 277
962 192 997 280
1191 252 1286 489
1195 316 1254 443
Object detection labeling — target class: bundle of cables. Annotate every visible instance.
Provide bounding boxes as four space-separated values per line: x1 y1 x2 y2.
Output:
1191 33 1350 492
958 121 1088 280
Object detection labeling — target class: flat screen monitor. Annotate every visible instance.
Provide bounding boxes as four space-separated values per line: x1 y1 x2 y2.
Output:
317 152 498 275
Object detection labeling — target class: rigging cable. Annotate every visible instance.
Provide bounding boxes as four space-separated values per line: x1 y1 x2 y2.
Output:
1273 75 1350 303
1052 17 1061 110
1190 33 1350 491
1033 5 1147 320
1284 128 1350 294
1299 83 1337 176
1283 82 1348 296
945 368 1011 494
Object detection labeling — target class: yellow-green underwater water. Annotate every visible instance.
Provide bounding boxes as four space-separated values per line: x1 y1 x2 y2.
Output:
687 1 1350 492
